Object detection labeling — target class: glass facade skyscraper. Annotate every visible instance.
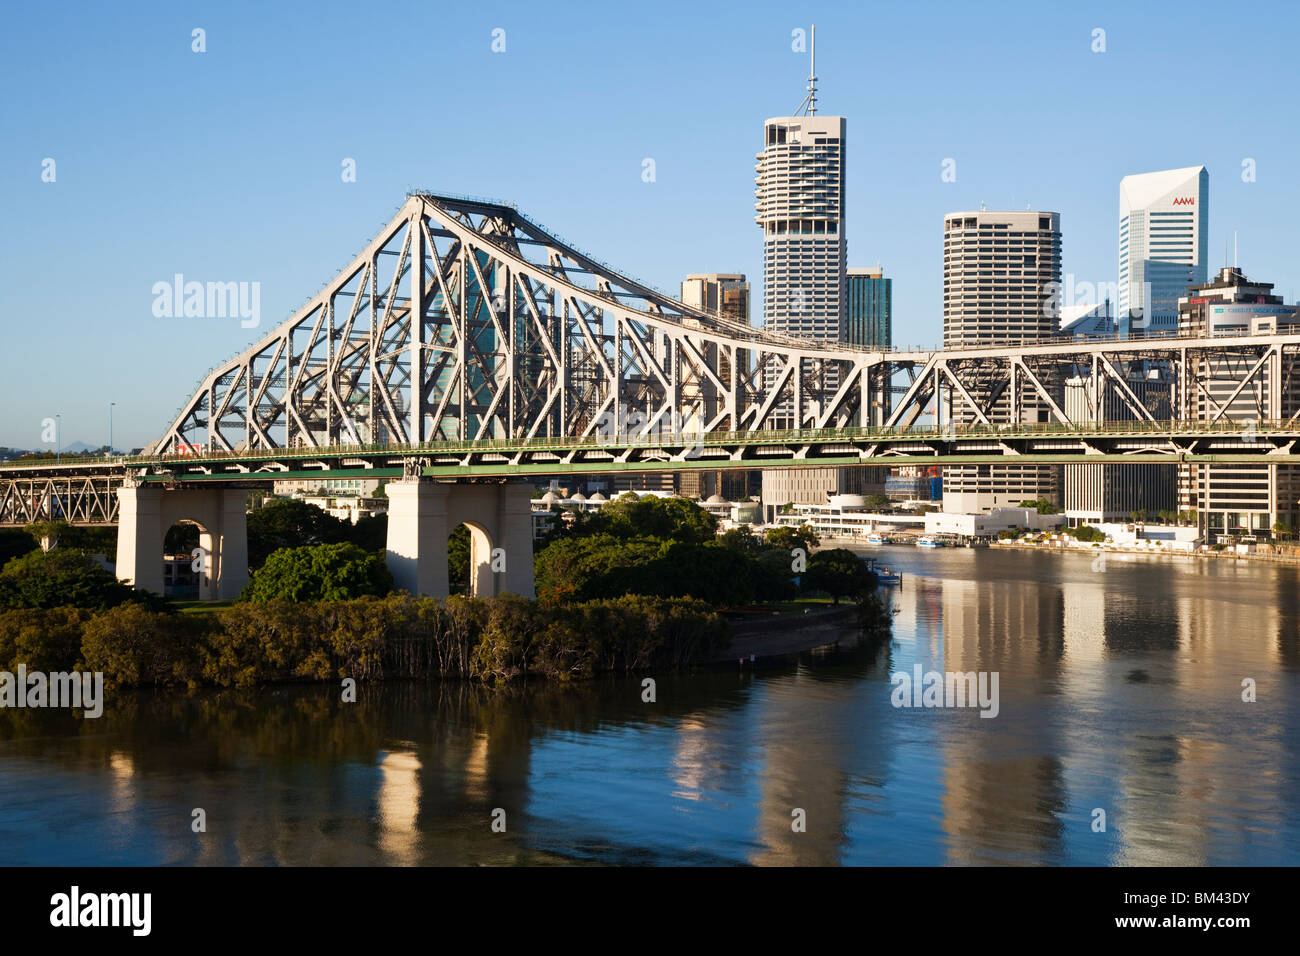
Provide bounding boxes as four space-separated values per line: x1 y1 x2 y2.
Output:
1118 166 1209 336
845 267 891 347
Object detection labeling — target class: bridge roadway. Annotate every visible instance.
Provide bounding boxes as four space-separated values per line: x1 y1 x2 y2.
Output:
4 416 1287 602
2 416 1296 492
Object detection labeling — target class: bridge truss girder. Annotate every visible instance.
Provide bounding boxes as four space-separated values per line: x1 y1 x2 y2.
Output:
0 475 121 526
125 192 1300 473
155 194 897 456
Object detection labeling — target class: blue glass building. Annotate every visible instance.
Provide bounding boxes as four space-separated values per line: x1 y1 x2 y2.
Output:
845 267 891 347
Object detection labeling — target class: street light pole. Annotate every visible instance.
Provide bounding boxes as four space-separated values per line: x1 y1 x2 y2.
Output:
55 414 61 463
109 403 116 459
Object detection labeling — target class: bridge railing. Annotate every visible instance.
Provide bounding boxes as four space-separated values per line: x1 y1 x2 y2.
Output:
1 416 1285 475
107 416 1291 464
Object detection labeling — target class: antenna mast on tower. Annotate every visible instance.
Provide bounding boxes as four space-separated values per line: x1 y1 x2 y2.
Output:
794 24 818 116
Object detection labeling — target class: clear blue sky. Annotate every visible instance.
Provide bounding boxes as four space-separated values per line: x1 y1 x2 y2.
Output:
2 0 1297 450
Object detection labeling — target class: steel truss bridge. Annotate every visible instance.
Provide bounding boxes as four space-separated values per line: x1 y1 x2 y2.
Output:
6 191 1300 527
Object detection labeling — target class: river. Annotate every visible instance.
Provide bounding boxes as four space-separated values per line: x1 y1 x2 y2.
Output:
3 546 1298 865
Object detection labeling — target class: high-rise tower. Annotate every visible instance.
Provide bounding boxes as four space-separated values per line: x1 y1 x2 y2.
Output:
943 209 1061 347
1118 166 1209 336
756 27 875 514
942 209 1063 513
755 25 847 355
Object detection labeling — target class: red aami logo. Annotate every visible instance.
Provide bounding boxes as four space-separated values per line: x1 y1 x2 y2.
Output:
1172 197 1195 206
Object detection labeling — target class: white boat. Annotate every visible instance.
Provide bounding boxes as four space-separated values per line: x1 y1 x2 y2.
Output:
866 533 886 545
916 535 944 548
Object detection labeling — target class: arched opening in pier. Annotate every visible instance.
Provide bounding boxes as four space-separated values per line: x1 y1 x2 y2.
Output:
162 519 208 599
448 521 494 596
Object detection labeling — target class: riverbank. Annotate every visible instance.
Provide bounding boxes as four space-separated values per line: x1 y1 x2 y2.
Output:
718 604 868 662
0 593 731 689
989 540 1300 565
823 531 1300 567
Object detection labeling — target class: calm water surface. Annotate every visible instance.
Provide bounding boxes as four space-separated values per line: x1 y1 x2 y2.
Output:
3 547 1299 865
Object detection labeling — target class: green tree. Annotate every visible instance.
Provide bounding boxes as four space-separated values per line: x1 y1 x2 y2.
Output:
534 534 661 601
448 524 471 593
864 494 891 511
586 494 719 544
164 522 200 554
80 603 198 686
0 606 89 672
753 547 800 601
1018 498 1059 516
584 543 757 606
0 528 38 571
765 524 820 553
0 548 152 610
20 520 118 555
345 513 388 553
240 543 393 602
717 525 764 557
1067 524 1105 543
246 498 351 570
800 548 874 605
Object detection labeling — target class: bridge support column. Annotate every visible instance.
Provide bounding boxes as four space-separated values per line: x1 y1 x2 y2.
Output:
492 482 536 599
115 485 164 596
385 481 535 599
114 485 249 600
204 489 249 601
385 480 451 598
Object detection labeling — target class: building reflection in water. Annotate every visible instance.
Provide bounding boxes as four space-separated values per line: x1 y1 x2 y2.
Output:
3 551 1300 865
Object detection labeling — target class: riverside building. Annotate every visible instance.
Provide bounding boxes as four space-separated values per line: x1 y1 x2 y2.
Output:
1177 267 1300 539
941 209 1063 513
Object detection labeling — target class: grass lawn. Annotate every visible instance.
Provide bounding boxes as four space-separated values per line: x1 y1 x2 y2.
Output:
728 596 838 616
171 599 235 615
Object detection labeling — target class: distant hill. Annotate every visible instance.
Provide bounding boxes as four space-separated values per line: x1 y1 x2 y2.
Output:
0 442 119 461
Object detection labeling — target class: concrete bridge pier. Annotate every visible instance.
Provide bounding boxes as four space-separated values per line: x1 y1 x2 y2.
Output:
385 480 535 599
115 485 249 599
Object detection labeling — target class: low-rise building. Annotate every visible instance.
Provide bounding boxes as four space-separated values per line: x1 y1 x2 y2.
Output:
274 477 384 497
926 507 1061 539
773 494 926 538
294 495 387 525
1090 522 1200 550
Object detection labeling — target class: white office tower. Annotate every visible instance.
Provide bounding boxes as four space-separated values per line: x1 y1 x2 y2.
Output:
1118 166 1208 335
942 209 1062 346
754 113 847 351
941 210 1063 513
755 31 872 515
